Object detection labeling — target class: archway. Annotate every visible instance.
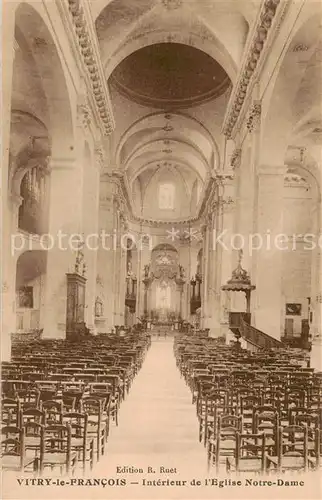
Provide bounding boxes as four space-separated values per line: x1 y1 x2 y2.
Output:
15 250 47 336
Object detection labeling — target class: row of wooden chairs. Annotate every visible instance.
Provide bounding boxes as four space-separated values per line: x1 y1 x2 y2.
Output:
174 335 321 474
1 332 151 474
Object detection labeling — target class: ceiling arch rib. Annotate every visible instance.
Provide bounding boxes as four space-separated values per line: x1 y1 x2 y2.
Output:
142 161 191 199
114 110 218 220
116 112 217 167
127 154 206 188
93 1 260 222
124 141 209 181
94 0 260 83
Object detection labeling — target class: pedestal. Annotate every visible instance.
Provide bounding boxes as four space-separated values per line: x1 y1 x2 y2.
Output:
310 337 322 371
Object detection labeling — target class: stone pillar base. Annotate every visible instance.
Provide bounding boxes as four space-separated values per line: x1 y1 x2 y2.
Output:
310 338 322 371
87 324 97 336
208 326 222 338
42 325 66 340
1 333 12 362
95 317 109 333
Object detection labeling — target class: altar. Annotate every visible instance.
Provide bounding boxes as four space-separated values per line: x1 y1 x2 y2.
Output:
142 244 186 328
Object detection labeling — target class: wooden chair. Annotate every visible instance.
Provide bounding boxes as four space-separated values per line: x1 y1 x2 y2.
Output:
266 425 308 473
89 383 113 431
1 425 37 472
253 409 279 455
80 397 107 461
39 423 77 475
20 407 45 426
226 432 267 474
24 421 43 462
1 398 21 427
208 414 242 472
62 412 95 472
42 400 63 425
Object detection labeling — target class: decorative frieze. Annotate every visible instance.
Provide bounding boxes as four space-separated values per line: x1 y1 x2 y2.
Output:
94 142 105 169
162 0 182 10
223 0 282 138
212 170 234 184
66 0 115 135
293 43 309 52
212 197 235 211
77 102 91 129
230 148 242 170
246 102 261 133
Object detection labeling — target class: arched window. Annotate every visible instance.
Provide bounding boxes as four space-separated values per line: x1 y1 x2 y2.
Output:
156 282 171 310
18 166 47 235
158 183 175 210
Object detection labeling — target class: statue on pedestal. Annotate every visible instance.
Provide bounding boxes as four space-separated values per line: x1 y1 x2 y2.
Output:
144 264 150 278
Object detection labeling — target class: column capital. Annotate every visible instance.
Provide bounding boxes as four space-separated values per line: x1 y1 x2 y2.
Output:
94 142 105 170
50 157 77 171
77 102 92 131
10 193 23 208
212 169 234 184
200 223 208 236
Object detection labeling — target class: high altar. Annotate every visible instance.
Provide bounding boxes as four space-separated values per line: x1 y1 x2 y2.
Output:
142 244 185 327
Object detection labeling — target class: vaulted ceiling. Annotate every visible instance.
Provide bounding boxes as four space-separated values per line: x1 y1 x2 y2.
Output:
92 0 258 221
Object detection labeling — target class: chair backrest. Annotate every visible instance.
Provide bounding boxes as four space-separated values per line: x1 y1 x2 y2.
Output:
42 400 63 425
1 398 21 426
218 414 243 434
62 412 88 441
39 423 72 472
1 425 25 470
24 420 43 439
80 397 103 417
278 425 308 468
235 432 267 472
20 407 45 425
16 388 41 409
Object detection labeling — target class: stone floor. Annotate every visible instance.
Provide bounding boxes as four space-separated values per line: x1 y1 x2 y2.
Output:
94 337 207 480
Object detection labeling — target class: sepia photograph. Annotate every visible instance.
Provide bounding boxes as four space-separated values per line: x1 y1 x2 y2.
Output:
1 0 322 499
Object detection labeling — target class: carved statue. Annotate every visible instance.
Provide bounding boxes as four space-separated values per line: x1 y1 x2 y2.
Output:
179 265 185 279
144 264 150 278
95 297 103 317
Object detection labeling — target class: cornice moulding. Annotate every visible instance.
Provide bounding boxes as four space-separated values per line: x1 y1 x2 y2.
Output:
222 0 291 139
58 0 115 136
257 164 288 176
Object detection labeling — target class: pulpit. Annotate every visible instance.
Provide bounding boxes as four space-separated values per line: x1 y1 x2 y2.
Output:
222 250 255 343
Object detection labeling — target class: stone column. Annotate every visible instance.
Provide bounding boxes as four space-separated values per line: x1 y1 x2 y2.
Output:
112 204 121 326
96 177 115 332
83 145 102 333
217 175 236 337
253 165 286 339
178 241 190 321
42 157 84 338
205 210 218 335
310 197 322 370
118 217 128 325
200 223 209 328
1 4 18 361
135 237 142 321
138 238 152 318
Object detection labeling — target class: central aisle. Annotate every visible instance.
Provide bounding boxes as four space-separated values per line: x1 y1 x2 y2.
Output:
94 337 208 498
